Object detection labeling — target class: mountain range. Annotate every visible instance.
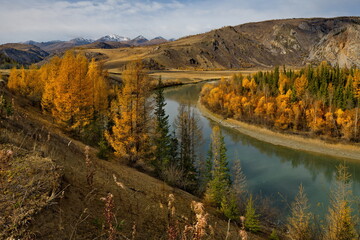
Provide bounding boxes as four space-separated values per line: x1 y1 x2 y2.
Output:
1 17 360 69
21 35 168 53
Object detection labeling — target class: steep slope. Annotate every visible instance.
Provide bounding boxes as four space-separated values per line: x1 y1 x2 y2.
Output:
235 17 360 67
0 83 266 239
0 43 49 65
88 17 360 70
307 23 360 67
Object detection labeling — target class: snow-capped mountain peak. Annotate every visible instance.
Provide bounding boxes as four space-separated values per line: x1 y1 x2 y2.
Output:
69 37 94 45
97 34 130 42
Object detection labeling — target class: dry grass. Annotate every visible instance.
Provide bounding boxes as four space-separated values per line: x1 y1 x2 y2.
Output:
0 144 62 239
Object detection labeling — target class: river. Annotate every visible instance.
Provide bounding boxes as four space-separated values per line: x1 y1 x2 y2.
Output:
163 81 360 218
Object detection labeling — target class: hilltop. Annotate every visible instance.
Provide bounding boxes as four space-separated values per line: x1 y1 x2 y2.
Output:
84 17 360 70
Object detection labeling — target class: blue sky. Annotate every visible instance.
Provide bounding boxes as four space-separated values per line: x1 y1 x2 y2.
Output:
0 0 359 43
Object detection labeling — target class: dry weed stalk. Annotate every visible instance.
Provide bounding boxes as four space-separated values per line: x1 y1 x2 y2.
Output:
167 194 178 240
69 208 89 240
182 201 209 240
84 146 95 186
113 174 126 189
239 216 248 240
131 222 136 240
101 193 116 240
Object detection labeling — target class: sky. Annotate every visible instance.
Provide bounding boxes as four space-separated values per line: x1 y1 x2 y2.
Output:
0 0 359 44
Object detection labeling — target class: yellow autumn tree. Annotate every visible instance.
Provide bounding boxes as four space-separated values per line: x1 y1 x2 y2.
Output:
52 51 81 126
105 61 153 165
294 75 308 99
323 164 358 240
26 64 43 102
86 58 108 117
7 67 21 92
278 73 290 95
41 56 61 114
40 51 108 130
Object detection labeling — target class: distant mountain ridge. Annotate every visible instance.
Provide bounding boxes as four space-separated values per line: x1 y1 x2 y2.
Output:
0 34 169 66
22 35 169 53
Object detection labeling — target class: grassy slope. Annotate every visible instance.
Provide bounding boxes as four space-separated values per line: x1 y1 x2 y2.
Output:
0 86 269 239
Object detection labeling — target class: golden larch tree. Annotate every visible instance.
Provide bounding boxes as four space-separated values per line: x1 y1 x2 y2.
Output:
105 61 153 165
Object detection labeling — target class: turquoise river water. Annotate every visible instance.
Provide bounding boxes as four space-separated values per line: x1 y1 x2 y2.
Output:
163 81 360 218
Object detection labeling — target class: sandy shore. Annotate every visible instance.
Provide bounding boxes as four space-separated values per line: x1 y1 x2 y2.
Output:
197 100 360 161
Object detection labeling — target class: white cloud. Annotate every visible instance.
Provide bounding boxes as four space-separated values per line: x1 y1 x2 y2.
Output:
0 0 358 43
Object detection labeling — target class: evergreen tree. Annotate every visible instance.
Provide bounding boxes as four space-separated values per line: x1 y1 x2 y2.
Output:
220 191 240 221
169 130 179 163
244 195 260 233
204 143 213 184
174 103 202 191
153 77 172 174
205 125 231 206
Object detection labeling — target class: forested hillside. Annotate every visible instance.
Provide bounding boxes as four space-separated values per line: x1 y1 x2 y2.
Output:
201 62 360 142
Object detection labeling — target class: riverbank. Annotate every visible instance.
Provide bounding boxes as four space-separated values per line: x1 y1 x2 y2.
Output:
198 100 360 161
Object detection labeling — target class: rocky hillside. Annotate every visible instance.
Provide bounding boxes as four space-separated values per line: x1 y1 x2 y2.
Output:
90 17 360 70
0 43 49 66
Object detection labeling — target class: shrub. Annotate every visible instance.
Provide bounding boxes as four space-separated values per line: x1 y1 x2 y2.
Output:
269 229 280 240
97 139 110 160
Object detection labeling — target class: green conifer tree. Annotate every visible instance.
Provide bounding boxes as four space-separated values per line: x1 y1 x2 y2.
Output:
169 130 179 163
205 125 231 206
174 104 202 191
153 77 172 174
244 195 261 233
204 143 213 184
220 191 240 221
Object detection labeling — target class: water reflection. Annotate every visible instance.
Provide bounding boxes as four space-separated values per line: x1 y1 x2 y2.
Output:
163 82 360 217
